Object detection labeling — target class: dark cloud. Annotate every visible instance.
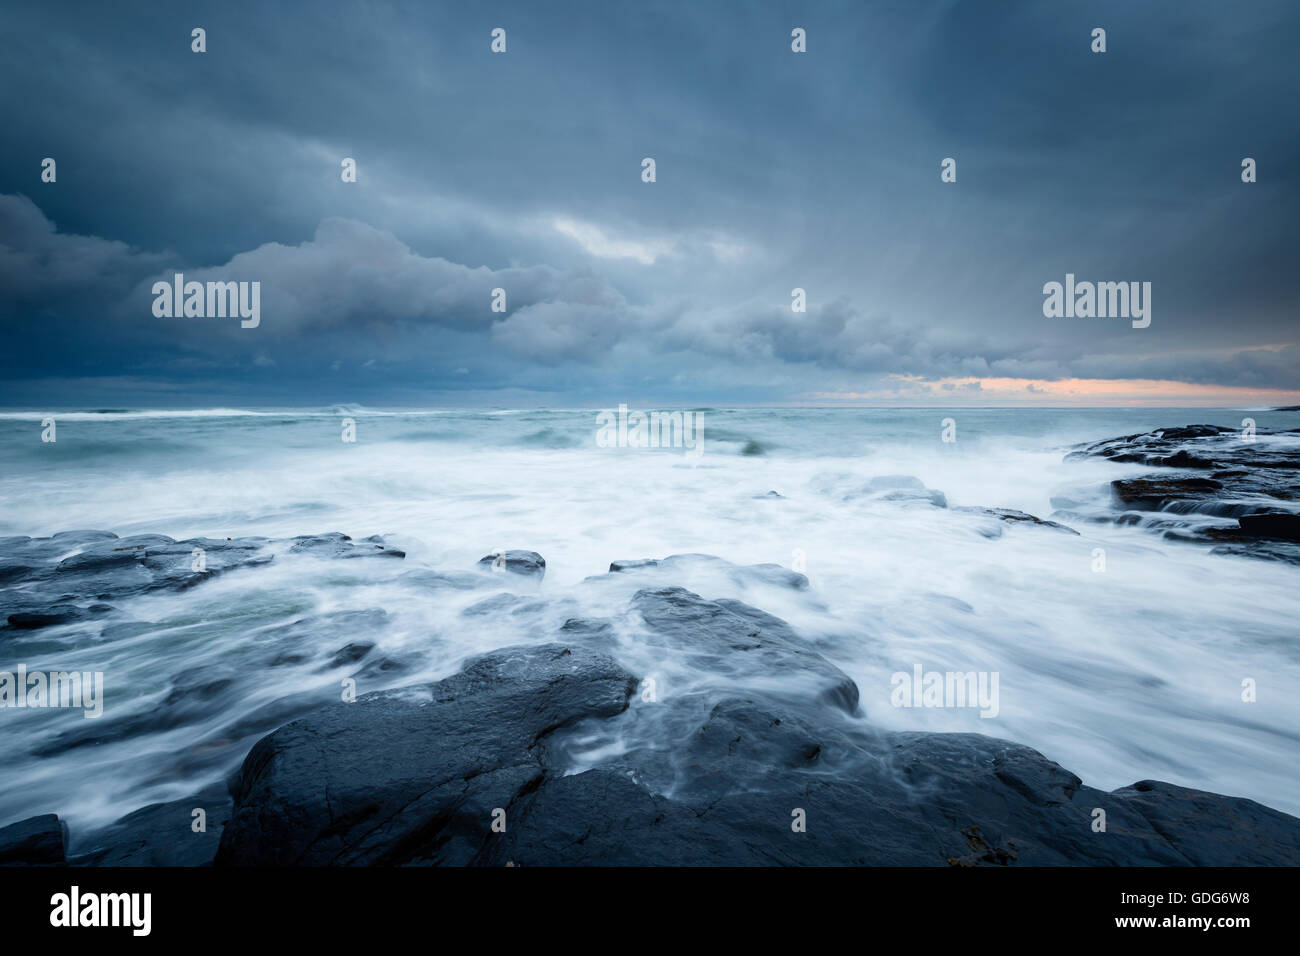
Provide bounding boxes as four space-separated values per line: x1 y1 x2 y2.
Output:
2 0 1298 404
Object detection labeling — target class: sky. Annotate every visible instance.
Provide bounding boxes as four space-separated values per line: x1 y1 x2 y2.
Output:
2 0 1298 407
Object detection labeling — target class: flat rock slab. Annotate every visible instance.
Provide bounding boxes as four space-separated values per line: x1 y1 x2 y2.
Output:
216 643 636 865
213 612 1300 866
0 530 404 630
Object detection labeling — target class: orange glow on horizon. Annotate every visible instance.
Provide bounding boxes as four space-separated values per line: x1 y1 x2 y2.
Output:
807 376 1300 406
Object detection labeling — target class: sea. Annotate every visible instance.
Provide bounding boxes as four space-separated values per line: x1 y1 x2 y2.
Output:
1 405 1297 836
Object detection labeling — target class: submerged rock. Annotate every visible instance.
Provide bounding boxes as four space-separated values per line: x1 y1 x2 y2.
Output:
14 533 1300 868
955 507 1080 536
606 553 809 591
0 531 407 630
289 532 405 559
630 586 856 713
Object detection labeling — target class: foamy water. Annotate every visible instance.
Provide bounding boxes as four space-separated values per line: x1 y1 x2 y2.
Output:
2 406 1298 838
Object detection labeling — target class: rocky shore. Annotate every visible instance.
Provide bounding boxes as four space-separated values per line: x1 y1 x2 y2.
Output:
3 425 1299 866
1061 424 1300 564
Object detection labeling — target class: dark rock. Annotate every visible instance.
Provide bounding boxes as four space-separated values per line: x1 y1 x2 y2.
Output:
289 532 405 559
0 531 412 634
1107 780 1300 865
1209 540 1300 564
0 813 67 865
476 550 546 581
1237 512 1300 541
325 642 374 668
485 701 1300 866
209 589 1300 867
558 618 615 642
955 507 1080 536
216 643 636 865
0 531 276 625
71 783 231 866
1065 425 1300 563
1111 477 1224 511
630 586 857 714
1148 450 1216 469
609 558 659 572
7 607 90 629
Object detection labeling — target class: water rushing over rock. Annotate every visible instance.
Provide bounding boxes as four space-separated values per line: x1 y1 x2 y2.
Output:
1 536 1297 866
1061 424 1300 564
3 408 1299 864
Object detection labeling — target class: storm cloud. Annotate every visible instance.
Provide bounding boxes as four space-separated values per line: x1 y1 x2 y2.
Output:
2 0 1297 405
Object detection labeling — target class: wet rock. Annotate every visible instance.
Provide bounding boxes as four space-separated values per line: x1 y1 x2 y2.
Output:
1111 476 1224 511
558 617 615 643
732 563 811 589
71 783 231 866
0 813 67 866
814 473 947 508
461 593 547 617
325 642 374 668
0 531 276 628
0 531 414 631
252 609 391 669
476 550 546 581
1237 512 1300 541
215 643 636 865
866 476 948 508
607 554 808 591
399 569 482 590
1065 426 1300 563
7 607 92 629
1106 780 1300 865
289 532 405 559
1208 540 1300 564
955 507 1080 536
485 697 1300 866
609 558 659 572
208 589 1300 867
630 586 857 714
